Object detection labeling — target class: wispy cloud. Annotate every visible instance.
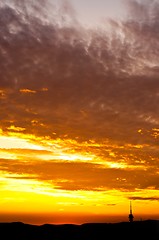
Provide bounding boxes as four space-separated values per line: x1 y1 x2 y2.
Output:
129 196 159 201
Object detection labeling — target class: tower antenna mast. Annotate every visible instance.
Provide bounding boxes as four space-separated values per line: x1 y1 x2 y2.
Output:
128 201 134 222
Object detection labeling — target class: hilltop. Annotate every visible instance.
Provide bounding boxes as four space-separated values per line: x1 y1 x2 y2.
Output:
0 220 159 240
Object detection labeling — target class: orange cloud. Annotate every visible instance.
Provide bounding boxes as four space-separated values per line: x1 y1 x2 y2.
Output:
19 89 36 94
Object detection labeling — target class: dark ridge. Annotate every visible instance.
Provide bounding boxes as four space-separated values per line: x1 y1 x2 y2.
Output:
0 220 159 240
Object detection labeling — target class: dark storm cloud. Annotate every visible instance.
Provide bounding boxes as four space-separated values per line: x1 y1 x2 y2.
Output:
0 0 159 144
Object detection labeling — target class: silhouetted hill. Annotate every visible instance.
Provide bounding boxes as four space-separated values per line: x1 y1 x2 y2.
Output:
0 220 158 240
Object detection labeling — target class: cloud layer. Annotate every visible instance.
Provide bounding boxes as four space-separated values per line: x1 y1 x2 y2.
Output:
0 0 159 200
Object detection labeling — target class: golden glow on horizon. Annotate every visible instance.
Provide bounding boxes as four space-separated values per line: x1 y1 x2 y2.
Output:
0 128 159 223
1 171 159 217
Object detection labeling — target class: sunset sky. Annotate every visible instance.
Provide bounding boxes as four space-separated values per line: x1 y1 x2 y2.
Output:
0 0 159 225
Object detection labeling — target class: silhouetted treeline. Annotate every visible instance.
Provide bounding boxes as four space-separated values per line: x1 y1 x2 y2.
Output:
0 220 159 240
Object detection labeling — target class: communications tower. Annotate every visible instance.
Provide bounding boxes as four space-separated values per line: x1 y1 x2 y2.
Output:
128 201 134 222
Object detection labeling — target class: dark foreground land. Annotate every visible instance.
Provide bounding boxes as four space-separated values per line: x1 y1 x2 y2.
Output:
0 220 159 240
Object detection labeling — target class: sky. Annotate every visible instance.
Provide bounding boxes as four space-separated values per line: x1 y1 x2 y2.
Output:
70 0 126 26
0 0 159 225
